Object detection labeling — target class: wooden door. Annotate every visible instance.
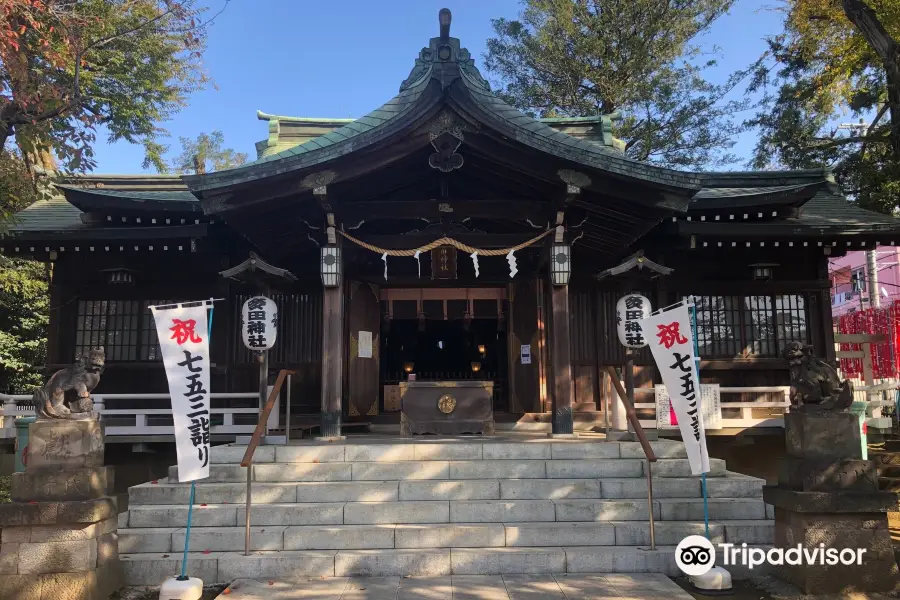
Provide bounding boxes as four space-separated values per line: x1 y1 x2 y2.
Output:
508 279 541 413
347 282 381 417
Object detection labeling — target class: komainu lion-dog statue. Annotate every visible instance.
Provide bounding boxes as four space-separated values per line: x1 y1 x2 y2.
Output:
783 341 853 412
29 348 106 420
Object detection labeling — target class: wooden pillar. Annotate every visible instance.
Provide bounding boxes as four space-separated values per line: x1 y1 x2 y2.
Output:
550 283 573 434
318 203 345 438
320 283 344 438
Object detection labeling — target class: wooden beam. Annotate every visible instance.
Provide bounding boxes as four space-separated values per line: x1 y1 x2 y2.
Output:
355 233 549 249
339 199 553 221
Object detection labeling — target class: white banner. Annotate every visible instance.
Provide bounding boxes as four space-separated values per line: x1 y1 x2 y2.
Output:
639 302 710 475
655 384 721 430
151 303 211 482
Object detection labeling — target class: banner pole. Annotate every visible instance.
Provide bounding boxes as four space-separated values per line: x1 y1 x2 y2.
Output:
178 303 214 580
690 300 710 540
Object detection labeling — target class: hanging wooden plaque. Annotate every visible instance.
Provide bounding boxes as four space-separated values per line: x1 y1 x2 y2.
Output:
432 246 457 279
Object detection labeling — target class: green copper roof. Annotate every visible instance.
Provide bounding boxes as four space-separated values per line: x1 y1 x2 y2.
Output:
56 186 196 203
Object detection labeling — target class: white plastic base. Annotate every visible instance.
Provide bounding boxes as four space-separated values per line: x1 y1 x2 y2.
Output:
159 576 204 600
690 566 733 595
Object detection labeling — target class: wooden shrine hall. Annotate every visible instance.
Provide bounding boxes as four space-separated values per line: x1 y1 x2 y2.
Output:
6 9 900 439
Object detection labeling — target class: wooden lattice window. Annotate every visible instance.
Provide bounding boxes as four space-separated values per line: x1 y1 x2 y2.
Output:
689 294 809 358
75 300 169 361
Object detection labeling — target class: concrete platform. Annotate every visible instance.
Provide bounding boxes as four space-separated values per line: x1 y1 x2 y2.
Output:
217 573 695 599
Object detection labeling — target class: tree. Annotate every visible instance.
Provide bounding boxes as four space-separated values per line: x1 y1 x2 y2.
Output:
0 0 225 174
484 0 755 168
169 130 247 174
0 149 46 394
0 256 47 394
748 0 900 214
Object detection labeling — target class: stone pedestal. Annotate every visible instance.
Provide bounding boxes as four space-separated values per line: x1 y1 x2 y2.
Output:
763 412 900 594
0 419 122 600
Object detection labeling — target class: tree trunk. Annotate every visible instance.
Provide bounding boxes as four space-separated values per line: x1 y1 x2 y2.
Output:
842 0 900 160
0 127 10 154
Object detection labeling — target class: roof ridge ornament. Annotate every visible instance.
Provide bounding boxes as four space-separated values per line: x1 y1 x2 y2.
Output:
399 9 491 93
439 8 451 41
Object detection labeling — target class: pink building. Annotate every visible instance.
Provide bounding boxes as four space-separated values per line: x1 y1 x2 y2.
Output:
830 248 900 316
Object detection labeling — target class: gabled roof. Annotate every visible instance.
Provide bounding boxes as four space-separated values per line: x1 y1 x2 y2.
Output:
183 12 703 197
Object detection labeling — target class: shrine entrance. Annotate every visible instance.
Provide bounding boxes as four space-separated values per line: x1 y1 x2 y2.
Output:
375 288 509 416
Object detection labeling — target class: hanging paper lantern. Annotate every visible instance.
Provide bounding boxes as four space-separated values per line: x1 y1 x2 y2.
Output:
616 294 651 348
241 296 278 351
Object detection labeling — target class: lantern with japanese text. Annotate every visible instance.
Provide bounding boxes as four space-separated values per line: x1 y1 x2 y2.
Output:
616 294 651 348
241 296 278 351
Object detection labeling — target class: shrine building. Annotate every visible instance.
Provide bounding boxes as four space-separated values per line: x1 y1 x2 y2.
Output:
5 9 900 440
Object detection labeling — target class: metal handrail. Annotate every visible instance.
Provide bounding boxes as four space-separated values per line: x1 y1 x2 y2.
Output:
605 366 658 550
239 369 294 556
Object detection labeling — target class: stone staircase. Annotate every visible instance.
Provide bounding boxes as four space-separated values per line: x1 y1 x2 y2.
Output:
116 438 774 585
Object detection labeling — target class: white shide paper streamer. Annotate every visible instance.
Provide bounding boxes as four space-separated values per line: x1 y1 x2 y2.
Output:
507 250 517 278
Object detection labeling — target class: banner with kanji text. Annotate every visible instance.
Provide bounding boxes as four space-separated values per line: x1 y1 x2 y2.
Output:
151 303 211 482
639 302 710 475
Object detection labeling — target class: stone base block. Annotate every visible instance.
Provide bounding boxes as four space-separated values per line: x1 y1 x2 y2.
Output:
777 457 877 491
0 498 117 528
770 504 900 593
776 558 900 594
763 486 899 513
12 467 114 502
2 516 117 544
0 563 122 600
27 420 104 471
784 412 862 459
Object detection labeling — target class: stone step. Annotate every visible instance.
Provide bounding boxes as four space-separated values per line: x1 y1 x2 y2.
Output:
132 473 762 505
118 520 774 554
208 441 688 464
120 544 773 583
123 497 767 529
166 458 726 483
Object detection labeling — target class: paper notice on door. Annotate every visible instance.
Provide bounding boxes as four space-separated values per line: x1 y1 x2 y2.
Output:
521 344 532 365
358 331 372 359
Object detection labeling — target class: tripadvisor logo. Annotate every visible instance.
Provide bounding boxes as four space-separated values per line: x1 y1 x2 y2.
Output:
675 535 868 576
676 536 716 576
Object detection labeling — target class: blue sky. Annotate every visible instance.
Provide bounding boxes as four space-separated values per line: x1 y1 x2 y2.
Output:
91 0 784 174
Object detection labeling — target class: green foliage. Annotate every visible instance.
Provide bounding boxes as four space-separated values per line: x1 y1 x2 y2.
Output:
484 0 754 168
0 256 48 394
0 148 47 394
0 148 38 228
169 130 247 174
749 0 900 214
1 0 219 174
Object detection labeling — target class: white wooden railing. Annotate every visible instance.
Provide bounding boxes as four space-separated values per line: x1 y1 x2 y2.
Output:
632 386 792 430
0 392 263 439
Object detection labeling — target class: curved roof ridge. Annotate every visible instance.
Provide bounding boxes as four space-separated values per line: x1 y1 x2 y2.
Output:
256 111 354 125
